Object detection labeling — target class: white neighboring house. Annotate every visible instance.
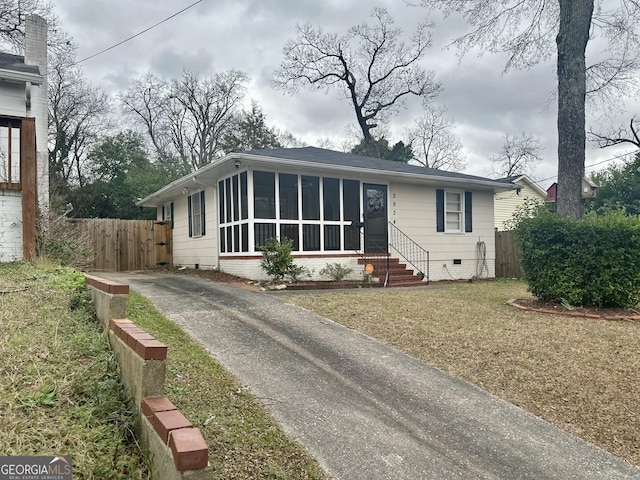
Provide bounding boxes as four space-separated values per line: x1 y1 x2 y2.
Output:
494 175 547 231
0 15 48 262
137 147 516 284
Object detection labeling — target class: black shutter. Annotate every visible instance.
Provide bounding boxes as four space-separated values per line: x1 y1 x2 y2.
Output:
200 190 206 236
170 202 174 229
188 195 193 237
161 205 165 221
436 189 444 232
465 191 472 233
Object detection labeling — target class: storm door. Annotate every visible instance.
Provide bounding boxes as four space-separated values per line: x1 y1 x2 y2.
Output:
363 183 388 253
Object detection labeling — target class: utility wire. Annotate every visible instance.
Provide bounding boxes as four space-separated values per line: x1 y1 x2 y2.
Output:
532 150 635 185
74 0 204 65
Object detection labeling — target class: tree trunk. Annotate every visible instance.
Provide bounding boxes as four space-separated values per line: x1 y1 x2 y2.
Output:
556 0 593 218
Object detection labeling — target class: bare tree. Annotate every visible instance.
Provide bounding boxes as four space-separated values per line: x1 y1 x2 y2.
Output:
418 0 640 218
588 116 640 150
406 104 465 171
120 73 175 166
121 69 247 172
0 0 71 54
273 7 441 157
489 132 543 178
48 45 112 192
278 131 306 148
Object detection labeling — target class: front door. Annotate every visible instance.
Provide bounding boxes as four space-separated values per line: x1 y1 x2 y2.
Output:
363 183 388 253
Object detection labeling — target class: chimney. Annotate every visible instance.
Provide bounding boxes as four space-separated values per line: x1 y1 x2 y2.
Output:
24 14 49 212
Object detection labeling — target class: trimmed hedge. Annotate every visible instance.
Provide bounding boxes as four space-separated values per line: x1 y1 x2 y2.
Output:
516 212 640 308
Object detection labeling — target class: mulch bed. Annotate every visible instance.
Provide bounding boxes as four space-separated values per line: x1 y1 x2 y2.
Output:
172 268 384 291
508 299 640 321
280 281 384 291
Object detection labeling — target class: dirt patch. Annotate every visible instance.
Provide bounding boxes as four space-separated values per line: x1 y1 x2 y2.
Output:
174 267 249 284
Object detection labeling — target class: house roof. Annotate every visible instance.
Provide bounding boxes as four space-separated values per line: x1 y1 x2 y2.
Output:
137 146 517 207
245 147 493 181
0 51 42 84
494 174 547 199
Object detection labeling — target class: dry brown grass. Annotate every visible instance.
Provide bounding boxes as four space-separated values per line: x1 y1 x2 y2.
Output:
282 280 640 467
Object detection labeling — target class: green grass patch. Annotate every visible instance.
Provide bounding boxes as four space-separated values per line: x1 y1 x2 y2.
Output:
0 261 148 479
126 292 328 480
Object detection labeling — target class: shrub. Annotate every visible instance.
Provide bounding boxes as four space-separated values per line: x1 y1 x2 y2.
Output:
37 210 95 268
258 237 307 282
319 263 353 282
285 265 312 283
516 211 640 308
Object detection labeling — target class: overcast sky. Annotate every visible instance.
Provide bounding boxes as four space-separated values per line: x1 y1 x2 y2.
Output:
52 0 640 189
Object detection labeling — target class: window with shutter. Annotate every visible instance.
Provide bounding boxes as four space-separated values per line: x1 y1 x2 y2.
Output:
189 191 205 237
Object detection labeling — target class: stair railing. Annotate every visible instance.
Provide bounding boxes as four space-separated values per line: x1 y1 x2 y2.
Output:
387 222 429 283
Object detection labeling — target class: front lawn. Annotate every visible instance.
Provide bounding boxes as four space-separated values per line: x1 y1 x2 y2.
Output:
282 280 640 467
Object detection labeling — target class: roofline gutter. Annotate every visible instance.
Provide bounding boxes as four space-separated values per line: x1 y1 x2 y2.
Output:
136 157 228 207
0 68 42 85
233 152 518 190
137 151 517 207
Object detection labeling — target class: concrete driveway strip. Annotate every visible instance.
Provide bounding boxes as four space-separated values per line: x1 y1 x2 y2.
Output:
103 272 639 480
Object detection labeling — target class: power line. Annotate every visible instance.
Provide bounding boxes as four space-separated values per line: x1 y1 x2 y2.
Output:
532 150 635 185
74 0 204 65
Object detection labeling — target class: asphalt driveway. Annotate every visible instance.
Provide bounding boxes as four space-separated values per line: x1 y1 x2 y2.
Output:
102 272 639 480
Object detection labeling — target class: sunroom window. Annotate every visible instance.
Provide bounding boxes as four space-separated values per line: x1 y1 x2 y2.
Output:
220 171 363 254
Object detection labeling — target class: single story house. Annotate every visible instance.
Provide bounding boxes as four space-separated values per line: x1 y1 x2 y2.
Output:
137 147 515 284
0 15 48 262
494 175 547 231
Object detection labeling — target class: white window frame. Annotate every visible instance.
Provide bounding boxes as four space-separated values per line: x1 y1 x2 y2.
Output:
163 202 172 222
190 191 203 238
445 190 464 233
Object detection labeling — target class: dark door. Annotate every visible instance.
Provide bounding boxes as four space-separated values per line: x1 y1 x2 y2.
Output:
363 183 388 253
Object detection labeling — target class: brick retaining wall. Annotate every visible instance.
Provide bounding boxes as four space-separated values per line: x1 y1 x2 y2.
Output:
85 274 211 479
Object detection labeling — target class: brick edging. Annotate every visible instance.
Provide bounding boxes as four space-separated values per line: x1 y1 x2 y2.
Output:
142 396 208 471
109 318 168 360
84 274 129 295
84 273 210 475
507 299 640 321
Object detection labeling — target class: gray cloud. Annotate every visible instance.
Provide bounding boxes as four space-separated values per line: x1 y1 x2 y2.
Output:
53 0 640 189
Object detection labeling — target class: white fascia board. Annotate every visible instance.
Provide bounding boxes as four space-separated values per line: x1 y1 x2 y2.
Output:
136 156 229 207
0 68 42 85
137 152 517 207
234 153 518 192
513 174 547 198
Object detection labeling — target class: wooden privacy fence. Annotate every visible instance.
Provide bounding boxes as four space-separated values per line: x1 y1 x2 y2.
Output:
495 230 523 279
71 219 172 272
